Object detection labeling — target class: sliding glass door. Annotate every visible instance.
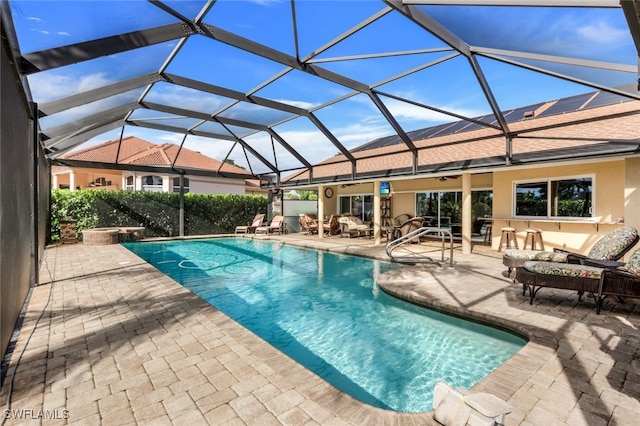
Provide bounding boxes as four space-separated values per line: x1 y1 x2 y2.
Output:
339 194 373 222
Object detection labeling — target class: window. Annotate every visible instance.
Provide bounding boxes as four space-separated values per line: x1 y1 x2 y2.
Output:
515 177 592 218
124 176 135 191
141 175 163 192
339 194 373 222
172 177 190 193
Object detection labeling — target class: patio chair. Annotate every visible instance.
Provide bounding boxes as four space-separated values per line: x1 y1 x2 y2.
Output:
255 215 285 235
394 217 424 242
235 213 265 234
323 214 340 235
503 226 639 277
386 213 412 239
298 213 319 234
338 215 372 238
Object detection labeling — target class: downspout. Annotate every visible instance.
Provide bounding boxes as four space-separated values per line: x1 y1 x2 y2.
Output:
31 102 39 287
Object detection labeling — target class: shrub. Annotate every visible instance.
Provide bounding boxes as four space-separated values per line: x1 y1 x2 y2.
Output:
50 189 267 242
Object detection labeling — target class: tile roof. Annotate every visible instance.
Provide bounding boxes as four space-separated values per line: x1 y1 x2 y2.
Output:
285 97 640 184
60 136 253 177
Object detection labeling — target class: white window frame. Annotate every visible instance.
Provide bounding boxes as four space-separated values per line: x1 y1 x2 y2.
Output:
124 175 135 191
513 174 595 219
141 175 164 193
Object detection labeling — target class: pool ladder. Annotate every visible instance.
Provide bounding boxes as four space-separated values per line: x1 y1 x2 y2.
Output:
385 227 454 267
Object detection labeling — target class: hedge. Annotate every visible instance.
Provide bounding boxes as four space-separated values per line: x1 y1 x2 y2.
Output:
50 189 268 242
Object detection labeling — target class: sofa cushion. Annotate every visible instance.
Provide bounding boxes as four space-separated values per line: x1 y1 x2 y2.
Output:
504 249 568 262
623 250 640 276
588 226 638 260
524 261 603 280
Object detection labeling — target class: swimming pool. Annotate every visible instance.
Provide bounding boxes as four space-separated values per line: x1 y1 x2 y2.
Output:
123 237 525 412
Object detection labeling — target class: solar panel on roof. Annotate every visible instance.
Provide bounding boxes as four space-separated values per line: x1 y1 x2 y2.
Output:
583 90 632 109
457 115 494 132
537 93 593 118
352 135 401 152
439 120 470 135
351 86 631 155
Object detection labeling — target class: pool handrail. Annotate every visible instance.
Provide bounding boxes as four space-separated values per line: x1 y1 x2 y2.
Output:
385 227 454 267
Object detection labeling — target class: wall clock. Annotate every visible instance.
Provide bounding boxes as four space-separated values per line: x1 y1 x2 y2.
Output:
324 187 334 198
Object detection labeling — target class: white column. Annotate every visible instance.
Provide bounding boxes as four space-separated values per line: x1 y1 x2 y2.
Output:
462 172 472 255
318 185 325 239
69 171 76 191
373 181 381 245
52 174 58 189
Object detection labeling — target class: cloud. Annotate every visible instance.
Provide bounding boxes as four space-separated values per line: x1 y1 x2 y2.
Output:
29 72 113 103
575 20 628 44
147 85 229 114
272 99 318 109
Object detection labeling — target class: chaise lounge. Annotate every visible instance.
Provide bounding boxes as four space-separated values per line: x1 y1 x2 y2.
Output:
255 215 285 235
503 226 639 277
235 213 265 234
516 247 640 314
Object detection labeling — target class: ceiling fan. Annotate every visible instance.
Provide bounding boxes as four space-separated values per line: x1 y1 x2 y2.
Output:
437 176 459 182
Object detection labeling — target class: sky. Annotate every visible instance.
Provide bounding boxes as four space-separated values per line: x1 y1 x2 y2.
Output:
7 0 638 176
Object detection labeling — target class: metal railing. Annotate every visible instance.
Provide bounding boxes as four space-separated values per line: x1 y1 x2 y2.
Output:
385 227 454 267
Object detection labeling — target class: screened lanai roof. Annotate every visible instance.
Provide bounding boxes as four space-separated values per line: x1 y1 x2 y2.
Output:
2 0 640 187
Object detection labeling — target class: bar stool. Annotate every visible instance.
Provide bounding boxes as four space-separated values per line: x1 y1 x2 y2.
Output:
483 222 493 244
498 226 518 252
524 228 544 250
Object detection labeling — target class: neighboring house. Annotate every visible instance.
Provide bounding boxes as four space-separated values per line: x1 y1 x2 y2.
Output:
52 136 264 195
285 89 640 256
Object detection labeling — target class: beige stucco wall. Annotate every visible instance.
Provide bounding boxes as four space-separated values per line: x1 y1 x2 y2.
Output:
492 159 632 256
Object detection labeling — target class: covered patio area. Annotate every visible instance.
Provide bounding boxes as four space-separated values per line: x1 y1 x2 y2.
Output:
1 235 638 425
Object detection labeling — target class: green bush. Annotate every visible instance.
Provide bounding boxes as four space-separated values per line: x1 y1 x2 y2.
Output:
50 189 267 242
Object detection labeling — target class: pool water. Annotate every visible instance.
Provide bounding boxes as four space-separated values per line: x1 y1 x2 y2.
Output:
123 238 525 412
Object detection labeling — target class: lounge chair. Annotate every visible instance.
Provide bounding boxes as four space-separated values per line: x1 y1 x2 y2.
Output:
235 213 265 234
516 247 640 314
338 215 372 238
586 249 640 313
503 226 639 276
255 215 285 235
299 213 319 234
323 214 340 235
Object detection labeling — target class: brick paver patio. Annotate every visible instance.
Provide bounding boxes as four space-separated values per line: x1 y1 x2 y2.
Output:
1 234 639 425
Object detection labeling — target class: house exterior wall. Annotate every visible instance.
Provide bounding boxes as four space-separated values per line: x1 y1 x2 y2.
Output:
52 168 122 190
52 167 248 195
320 161 638 257
189 178 245 195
